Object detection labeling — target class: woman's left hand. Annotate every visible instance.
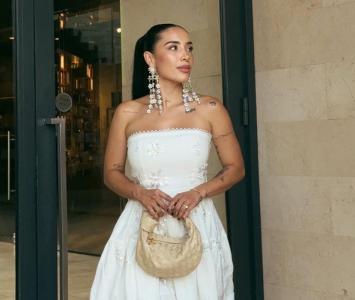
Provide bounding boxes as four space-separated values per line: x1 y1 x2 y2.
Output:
168 190 202 219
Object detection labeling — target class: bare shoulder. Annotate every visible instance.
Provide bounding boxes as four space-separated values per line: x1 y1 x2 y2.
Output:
116 97 146 112
110 99 138 130
199 95 222 107
197 94 234 135
113 97 148 119
111 97 150 137
197 95 229 120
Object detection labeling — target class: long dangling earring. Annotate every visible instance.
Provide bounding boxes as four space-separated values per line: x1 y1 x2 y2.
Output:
182 75 200 113
147 66 163 115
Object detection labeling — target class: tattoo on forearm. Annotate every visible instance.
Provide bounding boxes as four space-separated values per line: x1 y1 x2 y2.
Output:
208 100 217 106
112 163 124 171
213 166 230 182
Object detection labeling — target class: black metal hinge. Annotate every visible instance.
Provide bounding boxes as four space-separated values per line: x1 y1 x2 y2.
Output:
242 97 249 126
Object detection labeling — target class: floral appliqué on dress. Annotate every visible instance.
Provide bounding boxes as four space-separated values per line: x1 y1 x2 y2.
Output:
131 170 168 189
145 169 169 188
115 243 129 265
146 140 164 157
188 161 209 184
192 141 202 156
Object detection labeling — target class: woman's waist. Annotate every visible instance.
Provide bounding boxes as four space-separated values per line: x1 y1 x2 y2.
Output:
134 175 207 194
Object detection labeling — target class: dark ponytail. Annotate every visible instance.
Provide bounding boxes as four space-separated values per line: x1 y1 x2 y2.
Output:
131 23 186 99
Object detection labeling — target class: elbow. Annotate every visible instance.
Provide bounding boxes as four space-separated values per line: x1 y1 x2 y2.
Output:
103 175 109 189
103 169 113 189
103 175 109 188
240 167 246 180
234 165 245 183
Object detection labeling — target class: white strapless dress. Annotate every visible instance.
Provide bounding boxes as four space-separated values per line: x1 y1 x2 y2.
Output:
90 128 235 300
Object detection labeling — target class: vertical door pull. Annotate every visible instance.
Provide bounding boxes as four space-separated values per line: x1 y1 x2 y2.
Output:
7 131 10 200
7 131 16 200
45 116 68 300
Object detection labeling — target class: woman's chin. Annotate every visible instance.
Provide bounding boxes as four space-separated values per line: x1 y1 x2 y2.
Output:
161 73 190 84
175 73 191 83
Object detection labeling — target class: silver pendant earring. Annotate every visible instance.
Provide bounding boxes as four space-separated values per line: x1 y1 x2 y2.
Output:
182 75 200 113
147 66 163 115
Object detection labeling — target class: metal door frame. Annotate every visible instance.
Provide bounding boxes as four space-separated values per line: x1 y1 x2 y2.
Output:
220 0 264 299
15 0 57 299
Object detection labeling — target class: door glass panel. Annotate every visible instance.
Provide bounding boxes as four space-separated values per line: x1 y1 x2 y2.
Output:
54 0 122 297
0 0 16 299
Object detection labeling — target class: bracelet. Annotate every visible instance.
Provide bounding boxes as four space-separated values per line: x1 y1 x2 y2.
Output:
190 188 205 201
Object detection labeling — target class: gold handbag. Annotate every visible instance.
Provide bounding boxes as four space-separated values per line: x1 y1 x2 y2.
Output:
135 210 203 279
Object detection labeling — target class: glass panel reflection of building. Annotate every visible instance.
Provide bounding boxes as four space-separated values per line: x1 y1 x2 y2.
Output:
54 0 126 256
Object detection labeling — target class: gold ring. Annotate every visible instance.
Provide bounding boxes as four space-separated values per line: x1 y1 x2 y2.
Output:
184 204 189 209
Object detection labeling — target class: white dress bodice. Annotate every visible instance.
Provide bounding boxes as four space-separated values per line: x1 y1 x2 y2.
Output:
126 128 212 195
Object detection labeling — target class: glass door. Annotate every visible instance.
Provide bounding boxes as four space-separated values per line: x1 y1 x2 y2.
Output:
0 1 16 298
54 1 124 256
0 0 124 298
53 1 124 298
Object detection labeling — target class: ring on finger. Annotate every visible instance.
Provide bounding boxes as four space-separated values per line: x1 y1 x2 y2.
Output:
183 204 189 209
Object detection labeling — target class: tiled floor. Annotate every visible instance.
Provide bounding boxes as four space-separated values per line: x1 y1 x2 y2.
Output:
0 242 14 300
0 192 126 256
0 242 99 300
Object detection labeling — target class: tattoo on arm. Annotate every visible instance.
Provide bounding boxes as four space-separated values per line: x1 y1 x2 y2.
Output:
212 166 230 182
112 163 125 171
214 143 222 156
208 100 217 106
213 131 234 140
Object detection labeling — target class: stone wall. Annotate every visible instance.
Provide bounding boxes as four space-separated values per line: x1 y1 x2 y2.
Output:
253 1 355 298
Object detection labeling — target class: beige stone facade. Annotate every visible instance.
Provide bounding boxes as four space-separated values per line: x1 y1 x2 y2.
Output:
120 0 227 229
253 1 355 298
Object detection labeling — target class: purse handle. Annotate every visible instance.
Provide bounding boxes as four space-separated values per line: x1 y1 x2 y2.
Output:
140 210 193 238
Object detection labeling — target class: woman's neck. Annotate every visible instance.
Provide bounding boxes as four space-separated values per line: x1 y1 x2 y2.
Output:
158 78 183 108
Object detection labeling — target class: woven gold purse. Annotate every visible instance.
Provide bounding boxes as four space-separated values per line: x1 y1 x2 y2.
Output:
135 210 203 278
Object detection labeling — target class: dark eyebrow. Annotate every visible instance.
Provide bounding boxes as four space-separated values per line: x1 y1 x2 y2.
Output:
163 41 193 46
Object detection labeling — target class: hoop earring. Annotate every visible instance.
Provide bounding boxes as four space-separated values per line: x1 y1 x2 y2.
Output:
182 75 200 113
147 66 163 115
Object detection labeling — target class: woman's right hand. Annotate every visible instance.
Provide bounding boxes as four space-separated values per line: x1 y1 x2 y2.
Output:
137 188 172 220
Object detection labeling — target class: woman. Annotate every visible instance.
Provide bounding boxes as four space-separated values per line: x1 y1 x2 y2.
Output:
90 23 245 299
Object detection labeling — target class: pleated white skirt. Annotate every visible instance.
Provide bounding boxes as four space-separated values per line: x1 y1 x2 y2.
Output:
90 198 235 300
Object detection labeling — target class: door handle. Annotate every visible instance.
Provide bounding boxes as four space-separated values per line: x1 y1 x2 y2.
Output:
7 131 16 200
7 131 10 200
45 116 68 300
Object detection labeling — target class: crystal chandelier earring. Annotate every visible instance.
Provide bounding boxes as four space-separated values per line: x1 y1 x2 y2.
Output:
182 75 201 113
147 66 163 115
